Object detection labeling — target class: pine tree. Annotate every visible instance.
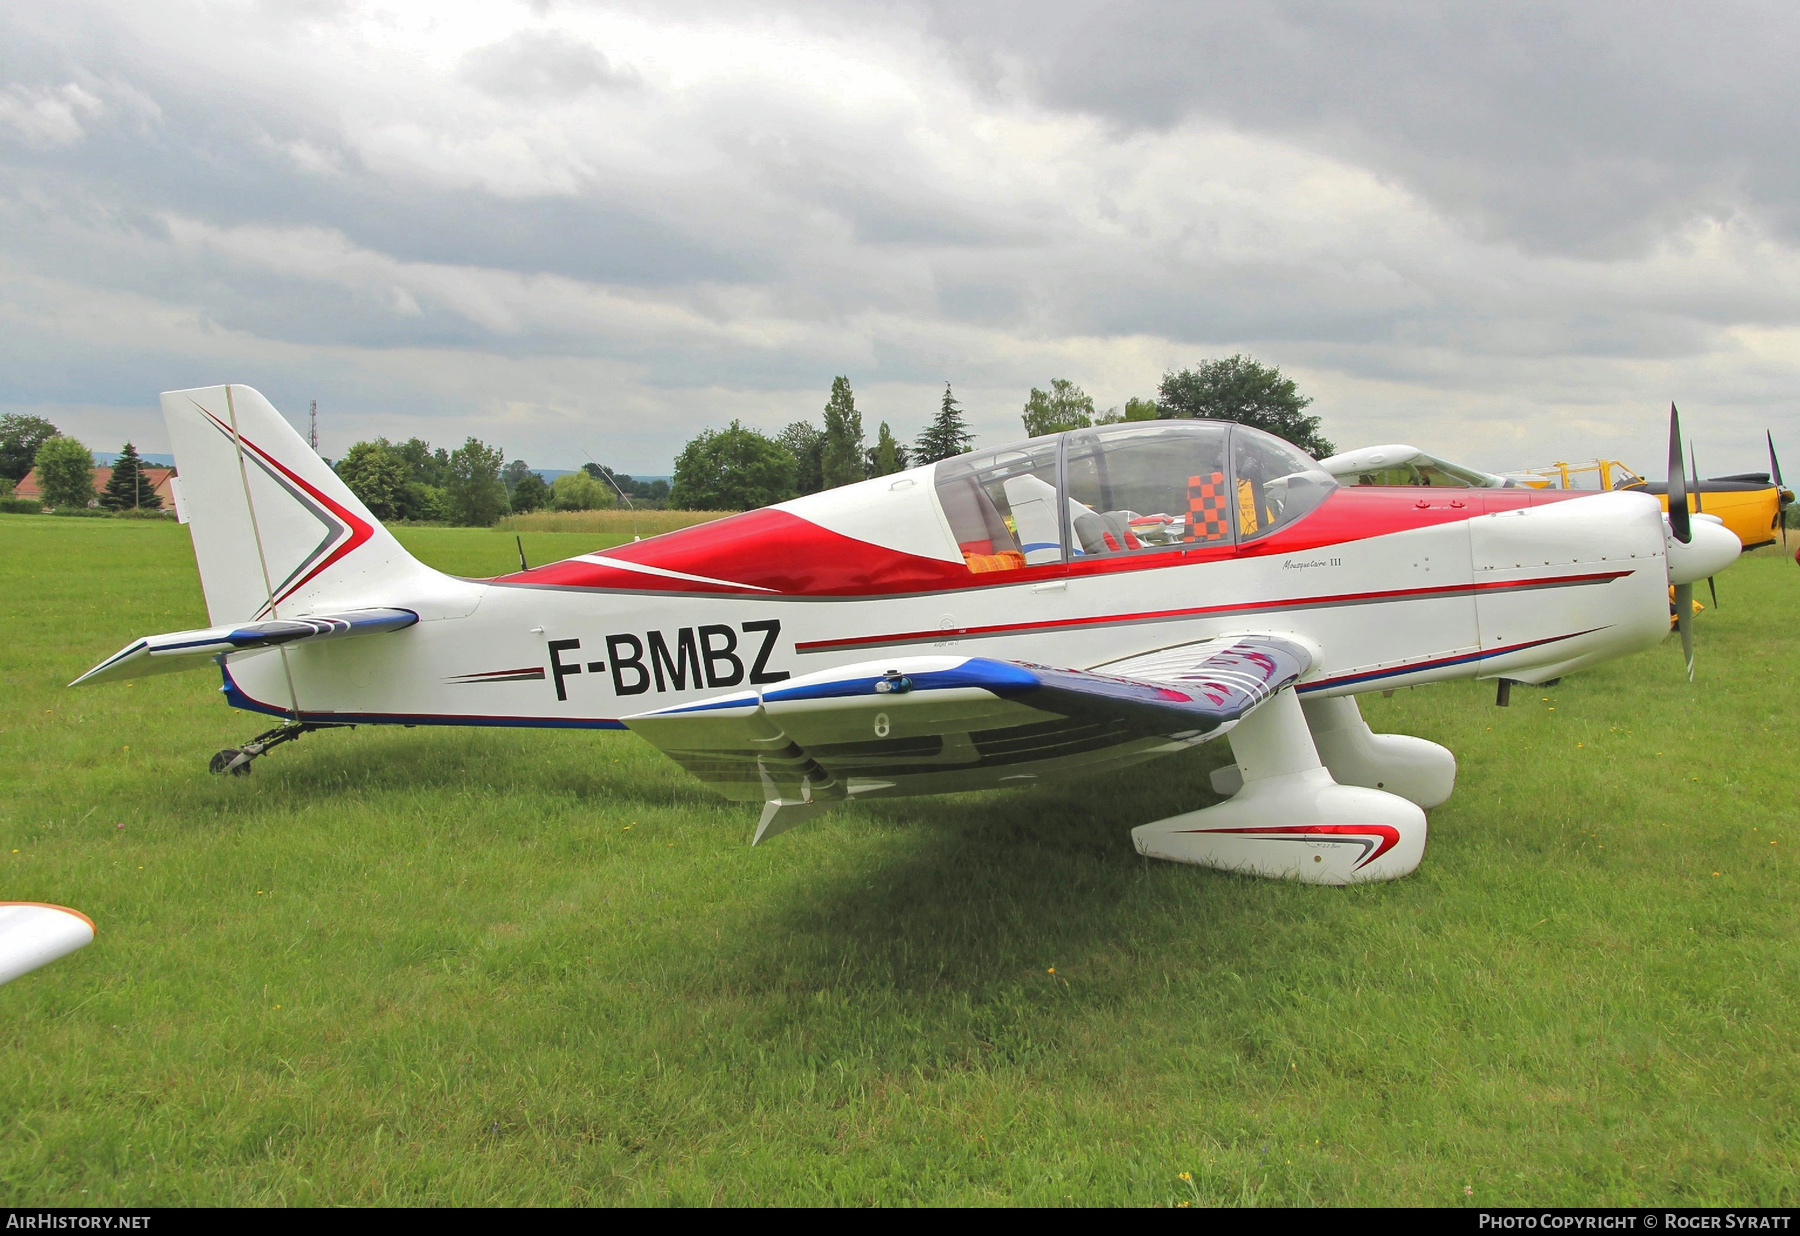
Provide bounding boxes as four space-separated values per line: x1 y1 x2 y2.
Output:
915 383 974 464
820 376 866 489
102 442 161 511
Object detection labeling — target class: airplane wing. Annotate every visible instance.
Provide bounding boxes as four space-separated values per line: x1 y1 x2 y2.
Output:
0 902 95 986
623 635 1311 842
70 608 418 686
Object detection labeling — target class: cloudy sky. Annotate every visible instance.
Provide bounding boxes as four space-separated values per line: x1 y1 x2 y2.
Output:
3 1 1797 476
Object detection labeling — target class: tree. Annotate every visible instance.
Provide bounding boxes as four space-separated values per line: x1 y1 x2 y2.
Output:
868 421 906 476
670 421 797 511
551 472 616 511
34 436 95 508
1124 396 1160 421
336 441 410 520
501 459 535 496
378 436 455 520
0 414 59 483
404 483 452 522
446 437 509 526
101 442 161 511
820 376 865 489
392 437 449 487
510 471 551 513
777 421 825 495
1021 378 1096 436
1157 355 1334 457
915 383 974 463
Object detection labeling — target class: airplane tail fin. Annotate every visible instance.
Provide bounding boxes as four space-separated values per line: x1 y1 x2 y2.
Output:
162 384 438 624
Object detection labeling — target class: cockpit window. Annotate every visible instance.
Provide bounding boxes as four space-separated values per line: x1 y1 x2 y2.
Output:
933 439 1061 573
1230 426 1337 541
1351 460 1493 488
933 422 1336 575
1063 423 1232 558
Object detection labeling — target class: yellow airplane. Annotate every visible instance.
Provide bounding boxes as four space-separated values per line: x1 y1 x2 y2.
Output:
1511 440 1792 552
1320 434 1794 551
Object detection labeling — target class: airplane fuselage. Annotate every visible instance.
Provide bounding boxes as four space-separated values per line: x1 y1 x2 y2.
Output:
222 484 1673 731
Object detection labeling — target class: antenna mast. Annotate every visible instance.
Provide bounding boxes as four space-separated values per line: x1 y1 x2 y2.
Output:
308 400 318 451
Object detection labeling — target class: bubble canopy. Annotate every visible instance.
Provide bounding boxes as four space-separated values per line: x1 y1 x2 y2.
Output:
932 421 1336 574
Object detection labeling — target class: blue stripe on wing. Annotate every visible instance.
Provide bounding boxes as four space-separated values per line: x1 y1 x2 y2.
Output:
760 660 1039 704
635 636 1309 738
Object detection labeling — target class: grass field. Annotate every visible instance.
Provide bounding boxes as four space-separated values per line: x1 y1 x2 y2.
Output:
497 509 731 537
2 513 1797 1206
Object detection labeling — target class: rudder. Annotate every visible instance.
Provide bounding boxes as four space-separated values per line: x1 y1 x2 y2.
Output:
163 384 436 624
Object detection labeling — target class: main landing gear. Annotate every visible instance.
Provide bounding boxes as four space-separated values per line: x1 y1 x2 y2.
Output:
1133 691 1454 885
209 721 349 776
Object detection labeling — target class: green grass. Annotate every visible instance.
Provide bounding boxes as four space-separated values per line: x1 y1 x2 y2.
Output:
2 513 1797 1206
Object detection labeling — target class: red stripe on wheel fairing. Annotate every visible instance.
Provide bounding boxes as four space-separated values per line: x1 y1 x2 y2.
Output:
1176 823 1402 870
795 570 1631 654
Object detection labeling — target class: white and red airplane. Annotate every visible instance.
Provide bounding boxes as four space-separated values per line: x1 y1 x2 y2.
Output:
68 385 1740 890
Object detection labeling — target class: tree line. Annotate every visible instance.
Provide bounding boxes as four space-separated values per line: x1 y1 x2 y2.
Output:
669 354 1332 511
3 353 1332 523
332 436 675 526
0 415 165 512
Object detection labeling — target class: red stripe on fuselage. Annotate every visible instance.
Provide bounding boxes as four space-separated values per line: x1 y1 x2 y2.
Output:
794 569 1631 654
487 487 1580 599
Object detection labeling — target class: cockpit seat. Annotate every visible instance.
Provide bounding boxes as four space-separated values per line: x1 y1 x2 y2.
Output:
963 550 1027 573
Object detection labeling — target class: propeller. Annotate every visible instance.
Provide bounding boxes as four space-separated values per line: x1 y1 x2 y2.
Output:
1772 430 1790 550
1689 439 1718 607
1668 404 1694 681
1667 403 1690 544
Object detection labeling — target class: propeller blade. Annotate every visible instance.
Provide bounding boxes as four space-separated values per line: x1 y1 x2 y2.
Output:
1675 582 1694 681
1707 575 1718 608
1689 439 1703 514
1667 404 1691 544
1773 431 1790 549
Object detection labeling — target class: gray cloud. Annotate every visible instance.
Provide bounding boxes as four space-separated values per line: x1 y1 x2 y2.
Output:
0 0 1796 477
459 28 638 99
921 0 1800 257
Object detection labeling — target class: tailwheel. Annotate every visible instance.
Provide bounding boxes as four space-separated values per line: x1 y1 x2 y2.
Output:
205 721 350 776
209 749 253 777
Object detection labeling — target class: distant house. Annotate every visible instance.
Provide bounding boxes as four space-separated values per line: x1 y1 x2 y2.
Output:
14 465 181 514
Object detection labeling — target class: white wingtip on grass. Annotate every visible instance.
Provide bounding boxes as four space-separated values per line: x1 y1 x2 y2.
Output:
0 903 96 986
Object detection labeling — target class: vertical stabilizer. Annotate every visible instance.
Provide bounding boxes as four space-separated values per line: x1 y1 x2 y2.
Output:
162 384 437 624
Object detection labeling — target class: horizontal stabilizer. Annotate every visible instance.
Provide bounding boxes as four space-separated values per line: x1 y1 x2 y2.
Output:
71 608 417 686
